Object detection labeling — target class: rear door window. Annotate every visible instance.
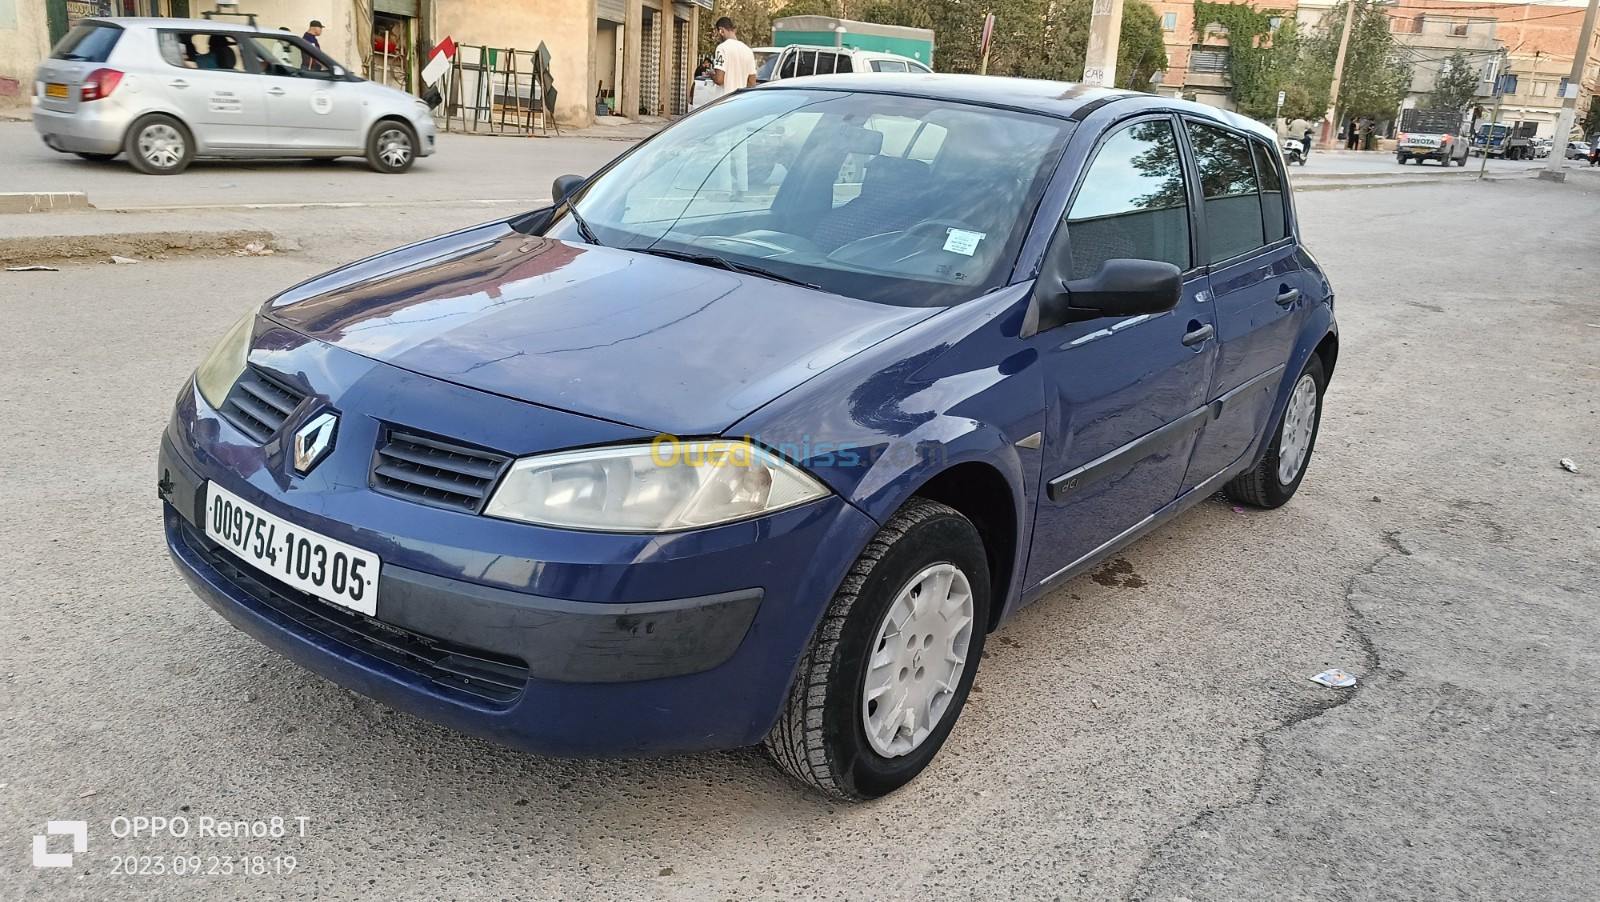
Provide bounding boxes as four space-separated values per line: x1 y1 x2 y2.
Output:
1066 118 1192 279
51 23 122 62
872 59 908 72
1185 121 1266 263
1250 141 1288 244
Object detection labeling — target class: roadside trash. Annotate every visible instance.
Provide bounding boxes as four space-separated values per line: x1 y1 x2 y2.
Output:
1560 459 1579 473
5 265 57 272
1231 506 1245 514
78 789 97 798
1310 668 1357 688
236 242 274 257
1371 495 1382 502
110 255 140 265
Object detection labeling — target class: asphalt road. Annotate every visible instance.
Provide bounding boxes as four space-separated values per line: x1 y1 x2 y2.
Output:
1 174 1597 900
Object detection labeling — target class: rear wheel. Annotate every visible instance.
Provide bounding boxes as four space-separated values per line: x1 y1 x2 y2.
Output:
763 498 990 801
365 121 416 174
1456 153 1467 167
124 114 193 175
1225 355 1327 510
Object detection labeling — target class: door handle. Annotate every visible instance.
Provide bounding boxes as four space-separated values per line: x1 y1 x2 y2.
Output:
169 79 188 89
267 87 286 96
1275 287 1301 307
1181 323 1214 347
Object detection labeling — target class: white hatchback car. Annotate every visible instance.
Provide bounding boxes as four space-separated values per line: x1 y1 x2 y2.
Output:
757 45 932 83
33 17 437 175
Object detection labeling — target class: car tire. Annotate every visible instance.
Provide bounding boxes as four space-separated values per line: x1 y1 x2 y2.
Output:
1225 355 1327 510
365 121 416 174
74 151 118 162
763 497 991 801
124 114 193 175
1456 154 1467 167
1396 155 1405 165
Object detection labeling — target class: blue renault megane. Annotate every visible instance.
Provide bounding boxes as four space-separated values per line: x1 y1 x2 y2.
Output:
160 74 1337 800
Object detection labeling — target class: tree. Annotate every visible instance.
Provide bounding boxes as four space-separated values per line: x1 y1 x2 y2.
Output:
1301 0 1411 122
950 0 1167 88
1427 51 1479 114
1193 3 1309 121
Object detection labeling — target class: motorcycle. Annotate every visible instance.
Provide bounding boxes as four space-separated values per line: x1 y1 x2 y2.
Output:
1282 136 1308 166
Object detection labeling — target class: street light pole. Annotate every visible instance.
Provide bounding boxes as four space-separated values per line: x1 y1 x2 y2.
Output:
1539 0 1600 181
1322 0 1358 149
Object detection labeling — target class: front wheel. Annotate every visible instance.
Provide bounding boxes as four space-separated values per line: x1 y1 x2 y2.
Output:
365 121 416 174
763 498 991 801
1225 355 1327 509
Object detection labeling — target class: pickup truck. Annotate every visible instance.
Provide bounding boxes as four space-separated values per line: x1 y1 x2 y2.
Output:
1395 109 1469 166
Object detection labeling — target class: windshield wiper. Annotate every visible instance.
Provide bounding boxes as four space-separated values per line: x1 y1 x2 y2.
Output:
622 247 821 290
564 202 602 246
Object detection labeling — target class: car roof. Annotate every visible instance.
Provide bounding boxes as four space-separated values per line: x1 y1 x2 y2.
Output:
84 16 269 34
758 73 1276 139
777 44 921 61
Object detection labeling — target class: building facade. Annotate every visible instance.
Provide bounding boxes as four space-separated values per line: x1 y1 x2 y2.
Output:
0 0 708 126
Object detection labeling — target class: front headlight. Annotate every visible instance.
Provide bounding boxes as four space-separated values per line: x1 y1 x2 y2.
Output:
483 438 830 533
193 312 254 410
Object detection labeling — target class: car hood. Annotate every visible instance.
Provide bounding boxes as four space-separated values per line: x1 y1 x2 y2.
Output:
266 222 940 434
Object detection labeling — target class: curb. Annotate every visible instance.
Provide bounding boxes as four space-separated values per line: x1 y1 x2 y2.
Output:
0 192 92 214
0 229 285 267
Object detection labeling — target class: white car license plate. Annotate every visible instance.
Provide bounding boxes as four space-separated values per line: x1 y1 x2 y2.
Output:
204 482 380 616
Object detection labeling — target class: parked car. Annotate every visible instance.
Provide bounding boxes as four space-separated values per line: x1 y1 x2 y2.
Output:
757 45 931 83
160 75 1338 800
1530 138 1552 159
1567 141 1591 160
33 17 436 174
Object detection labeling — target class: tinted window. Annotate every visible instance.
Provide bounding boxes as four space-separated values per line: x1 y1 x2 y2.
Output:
1067 118 1191 279
1251 141 1287 244
1186 121 1265 263
52 23 122 62
835 55 853 73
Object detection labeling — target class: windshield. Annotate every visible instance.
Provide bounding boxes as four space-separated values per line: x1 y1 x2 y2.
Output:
546 89 1072 306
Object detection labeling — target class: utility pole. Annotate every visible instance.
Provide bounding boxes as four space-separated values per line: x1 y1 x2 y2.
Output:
1479 51 1507 180
1321 0 1358 148
1082 0 1125 87
1540 0 1600 181
978 12 995 76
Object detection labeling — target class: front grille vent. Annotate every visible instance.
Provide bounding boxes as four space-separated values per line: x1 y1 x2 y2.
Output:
372 429 512 514
220 368 307 442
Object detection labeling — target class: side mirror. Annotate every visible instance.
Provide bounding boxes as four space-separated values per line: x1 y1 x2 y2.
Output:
1034 258 1182 333
552 174 585 206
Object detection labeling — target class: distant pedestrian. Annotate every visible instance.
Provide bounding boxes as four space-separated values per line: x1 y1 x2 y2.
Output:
711 17 757 97
302 19 325 70
689 60 717 111
1303 126 1315 159
1346 119 1359 150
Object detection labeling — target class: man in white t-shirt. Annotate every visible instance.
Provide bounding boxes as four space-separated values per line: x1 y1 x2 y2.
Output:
711 17 757 97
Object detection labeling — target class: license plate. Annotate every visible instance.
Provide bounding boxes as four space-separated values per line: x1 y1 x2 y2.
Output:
204 482 380 616
45 83 69 98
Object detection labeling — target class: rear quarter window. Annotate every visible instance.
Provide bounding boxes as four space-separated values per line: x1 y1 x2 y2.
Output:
51 23 122 63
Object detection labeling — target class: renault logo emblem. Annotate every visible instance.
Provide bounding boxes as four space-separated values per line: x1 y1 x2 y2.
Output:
293 412 338 475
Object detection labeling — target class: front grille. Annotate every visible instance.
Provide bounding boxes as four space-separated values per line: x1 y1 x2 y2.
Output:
371 428 511 514
220 368 307 442
181 522 528 705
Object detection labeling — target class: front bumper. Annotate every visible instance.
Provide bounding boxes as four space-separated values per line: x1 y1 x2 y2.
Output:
34 102 133 155
158 350 878 756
